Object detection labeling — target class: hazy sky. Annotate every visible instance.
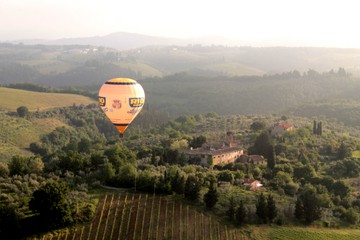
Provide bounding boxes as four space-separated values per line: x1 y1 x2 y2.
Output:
1 0 359 48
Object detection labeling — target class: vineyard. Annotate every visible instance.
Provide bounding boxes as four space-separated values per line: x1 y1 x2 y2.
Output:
35 192 248 240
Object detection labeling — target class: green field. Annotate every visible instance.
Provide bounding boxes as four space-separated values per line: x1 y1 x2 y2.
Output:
0 87 95 112
353 151 360 158
252 226 360 240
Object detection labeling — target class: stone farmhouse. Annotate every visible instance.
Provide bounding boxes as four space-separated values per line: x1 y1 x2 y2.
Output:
237 154 266 165
242 178 263 191
182 132 243 166
270 121 293 136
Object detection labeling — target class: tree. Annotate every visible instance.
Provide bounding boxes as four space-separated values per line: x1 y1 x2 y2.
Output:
332 180 351 199
28 157 44 174
253 131 275 169
294 197 304 220
184 175 201 201
104 144 136 172
337 142 352 160
329 159 360 178
284 182 299 196
100 160 116 183
235 200 246 226
293 164 316 181
58 151 88 173
266 145 276 169
116 163 137 188
267 195 277 223
171 170 185 195
78 138 92 153
295 186 322 224
203 181 218 209
253 132 272 157
29 181 73 228
271 171 292 190
8 155 28 176
250 121 266 131
17 106 29 117
313 120 322 135
217 170 234 184
0 205 20 239
157 172 172 194
302 191 321 224
344 208 360 224
0 162 9 177
256 193 268 223
313 120 317 135
190 135 207 148
318 121 322 135
170 139 189 150
227 197 236 221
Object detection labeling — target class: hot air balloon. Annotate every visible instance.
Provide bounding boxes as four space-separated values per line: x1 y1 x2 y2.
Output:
98 78 145 138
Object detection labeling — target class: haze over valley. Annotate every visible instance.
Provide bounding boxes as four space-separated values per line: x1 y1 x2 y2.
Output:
2 1 360 239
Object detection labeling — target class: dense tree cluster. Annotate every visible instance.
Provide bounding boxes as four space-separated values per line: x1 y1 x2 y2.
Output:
1 104 360 238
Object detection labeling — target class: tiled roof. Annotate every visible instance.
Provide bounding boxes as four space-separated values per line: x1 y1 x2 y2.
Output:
249 155 265 162
273 121 293 129
182 146 242 156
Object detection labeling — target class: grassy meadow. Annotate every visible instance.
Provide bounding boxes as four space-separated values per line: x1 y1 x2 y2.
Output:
353 151 360 158
0 87 96 161
0 87 95 112
250 226 360 240
0 110 69 161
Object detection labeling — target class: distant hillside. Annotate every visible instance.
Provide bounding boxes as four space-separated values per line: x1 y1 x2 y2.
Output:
286 99 360 127
15 32 189 50
2 43 360 129
0 87 95 111
140 71 360 126
3 43 360 87
5 35 360 79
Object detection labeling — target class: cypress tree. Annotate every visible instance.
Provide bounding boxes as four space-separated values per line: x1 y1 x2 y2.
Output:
294 197 304 220
235 200 247 226
203 181 218 209
256 193 268 223
295 188 321 224
227 197 236 221
172 170 185 194
267 145 276 169
184 175 201 201
302 190 321 224
318 121 322 135
254 132 272 158
267 194 277 223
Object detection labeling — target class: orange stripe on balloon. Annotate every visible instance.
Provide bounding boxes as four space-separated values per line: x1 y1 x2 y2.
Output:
115 125 128 133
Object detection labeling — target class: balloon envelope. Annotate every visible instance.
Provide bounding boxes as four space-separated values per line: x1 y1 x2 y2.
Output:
98 78 145 136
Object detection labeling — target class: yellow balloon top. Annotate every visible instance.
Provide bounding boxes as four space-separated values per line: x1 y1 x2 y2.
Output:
106 78 138 84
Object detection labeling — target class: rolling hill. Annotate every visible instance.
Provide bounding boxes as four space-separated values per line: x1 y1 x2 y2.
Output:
2 42 360 130
3 41 360 87
0 87 95 112
37 192 360 240
0 87 96 161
